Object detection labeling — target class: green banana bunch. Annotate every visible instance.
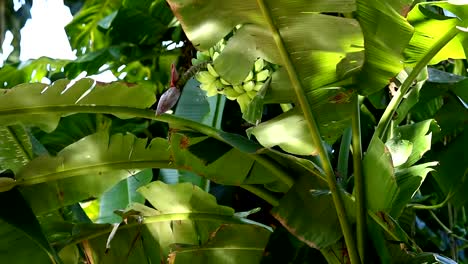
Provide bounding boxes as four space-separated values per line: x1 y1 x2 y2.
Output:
194 41 272 113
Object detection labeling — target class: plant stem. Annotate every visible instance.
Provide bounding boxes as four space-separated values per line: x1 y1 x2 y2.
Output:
337 127 352 182
256 1 360 263
241 185 279 206
409 191 453 210
351 94 366 263
374 27 460 140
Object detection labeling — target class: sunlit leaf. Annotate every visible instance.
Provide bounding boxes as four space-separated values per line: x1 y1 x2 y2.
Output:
168 224 270 264
363 137 397 212
0 79 155 132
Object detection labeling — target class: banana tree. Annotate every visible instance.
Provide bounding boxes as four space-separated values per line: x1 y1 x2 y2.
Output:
0 0 468 263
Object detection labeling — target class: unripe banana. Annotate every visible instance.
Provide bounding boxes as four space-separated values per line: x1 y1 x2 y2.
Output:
247 90 257 99
243 81 255 92
223 87 241 100
197 51 210 61
214 80 224 90
207 63 219 77
196 71 217 84
206 88 218 97
237 93 251 113
256 69 269 82
233 85 245 94
255 58 264 72
243 71 254 82
254 83 264 91
193 39 274 115
220 78 231 85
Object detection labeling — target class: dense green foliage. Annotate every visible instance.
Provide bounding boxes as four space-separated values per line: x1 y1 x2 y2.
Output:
0 0 467 263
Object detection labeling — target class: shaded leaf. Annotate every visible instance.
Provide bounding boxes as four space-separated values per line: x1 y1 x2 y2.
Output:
271 175 353 249
97 169 153 223
391 162 438 217
0 186 58 263
431 128 468 207
168 224 270 264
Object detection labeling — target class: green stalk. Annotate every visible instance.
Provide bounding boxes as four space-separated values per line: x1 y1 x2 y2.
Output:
337 127 352 182
374 27 460 140
256 1 360 263
409 191 453 210
351 94 366 263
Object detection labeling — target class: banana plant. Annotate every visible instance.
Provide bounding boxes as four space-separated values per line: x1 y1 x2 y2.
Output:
0 0 468 263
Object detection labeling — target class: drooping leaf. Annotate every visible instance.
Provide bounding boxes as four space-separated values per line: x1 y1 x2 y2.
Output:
391 162 438 217
168 224 270 264
355 0 414 95
0 79 156 132
271 174 354 249
15 131 289 215
96 169 153 223
0 185 59 264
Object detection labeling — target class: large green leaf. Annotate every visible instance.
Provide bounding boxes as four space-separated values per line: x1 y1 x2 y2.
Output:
248 88 354 155
167 0 363 153
0 78 156 132
47 182 269 263
271 175 353 249
12 131 288 214
405 2 468 66
355 0 414 95
168 224 270 264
